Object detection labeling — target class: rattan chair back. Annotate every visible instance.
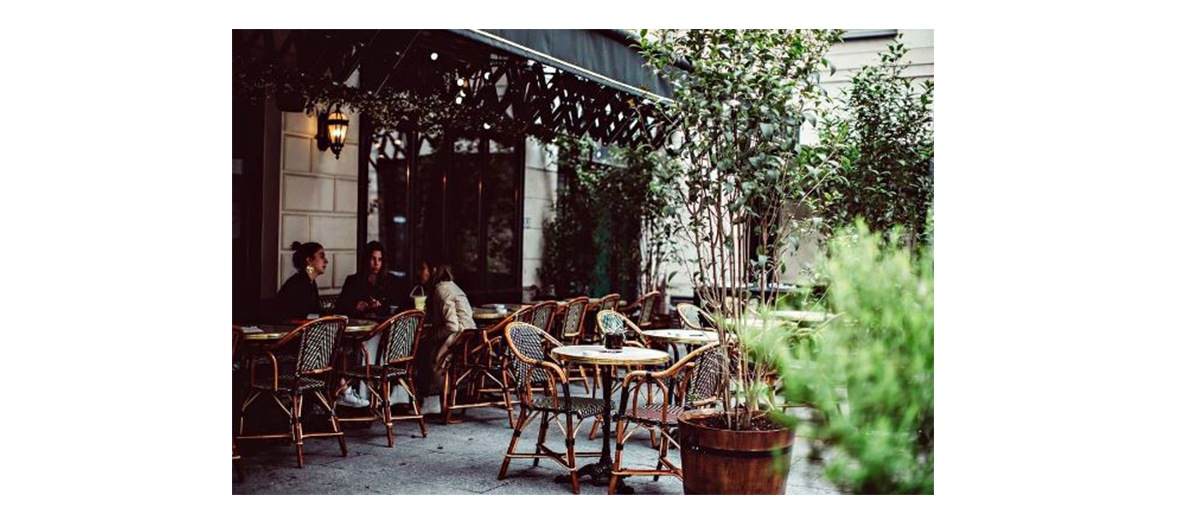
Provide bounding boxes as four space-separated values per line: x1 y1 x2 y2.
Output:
376 309 425 365
636 291 661 327
512 304 536 326
504 322 562 401
598 293 621 311
530 300 558 333
559 297 590 340
288 316 347 374
597 309 641 339
676 303 716 331
682 343 725 404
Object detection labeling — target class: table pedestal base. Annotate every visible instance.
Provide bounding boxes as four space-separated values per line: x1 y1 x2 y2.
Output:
554 461 634 493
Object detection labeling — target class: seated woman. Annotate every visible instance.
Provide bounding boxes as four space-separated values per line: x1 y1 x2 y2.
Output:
336 241 395 318
414 260 476 411
272 241 327 321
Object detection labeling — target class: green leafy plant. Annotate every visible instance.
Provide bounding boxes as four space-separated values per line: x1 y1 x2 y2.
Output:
538 135 680 299
769 221 934 494
804 39 935 244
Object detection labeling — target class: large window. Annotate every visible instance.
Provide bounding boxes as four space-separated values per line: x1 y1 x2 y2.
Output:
364 130 523 304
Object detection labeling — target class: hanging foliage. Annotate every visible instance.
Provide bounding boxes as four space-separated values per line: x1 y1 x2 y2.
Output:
233 57 555 143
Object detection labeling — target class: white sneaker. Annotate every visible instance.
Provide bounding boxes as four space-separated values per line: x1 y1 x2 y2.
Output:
337 389 368 408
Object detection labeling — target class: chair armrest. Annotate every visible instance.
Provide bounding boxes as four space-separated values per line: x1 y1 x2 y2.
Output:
245 349 280 390
538 360 569 384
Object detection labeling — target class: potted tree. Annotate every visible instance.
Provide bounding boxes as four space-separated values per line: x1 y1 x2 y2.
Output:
637 29 842 494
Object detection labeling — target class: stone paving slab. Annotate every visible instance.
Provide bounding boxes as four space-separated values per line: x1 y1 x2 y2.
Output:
233 399 840 495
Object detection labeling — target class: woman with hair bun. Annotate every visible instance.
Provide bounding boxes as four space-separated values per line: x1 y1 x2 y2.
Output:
273 241 328 321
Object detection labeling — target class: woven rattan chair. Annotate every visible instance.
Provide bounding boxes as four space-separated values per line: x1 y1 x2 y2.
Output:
597 309 650 349
676 303 717 330
609 343 724 494
598 293 621 312
529 300 559 334
592 309 650 401
554 297 592 392
556 298 589 344
237 316 348 467
498 323 607 494
587 309 656 440
441 306 532 426
585 293 622 345
623 291 661 329
336 310 427 446
513 304 537 327
441 328 509 425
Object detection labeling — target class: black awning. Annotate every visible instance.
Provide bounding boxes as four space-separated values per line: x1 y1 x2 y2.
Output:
234 29 676 146
450 29 673 101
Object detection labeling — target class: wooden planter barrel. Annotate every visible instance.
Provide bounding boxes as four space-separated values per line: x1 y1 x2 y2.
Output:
678 409 795 495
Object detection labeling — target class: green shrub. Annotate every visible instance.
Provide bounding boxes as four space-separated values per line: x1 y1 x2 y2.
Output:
774 221 933 494
806 39 934 244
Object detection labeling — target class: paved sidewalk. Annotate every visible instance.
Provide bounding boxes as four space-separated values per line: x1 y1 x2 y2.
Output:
232 398 841 495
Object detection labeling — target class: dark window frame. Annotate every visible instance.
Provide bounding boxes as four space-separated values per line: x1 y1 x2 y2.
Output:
358 126 526 304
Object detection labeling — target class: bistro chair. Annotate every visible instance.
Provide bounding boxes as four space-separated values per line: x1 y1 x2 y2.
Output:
237 316 348 467
587 309 657 440
554 297 592 392
585 292 623 346
336 310 427 447
623 291 662 329
441 305 532 426
676 303 717 331
598 293 622 312
609 342 725 494
441 328 510 425
556 298 589 344
498 323 607 494
514 304 537 327
597 309 650 349
529 300 559 334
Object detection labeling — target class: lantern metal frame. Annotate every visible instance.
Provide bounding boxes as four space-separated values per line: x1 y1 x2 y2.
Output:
316 105 350 159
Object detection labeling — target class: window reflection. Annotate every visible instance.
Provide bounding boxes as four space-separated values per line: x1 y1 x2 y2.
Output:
449 137 481 283
364 130 522 303
367 130 411 284
485 139 517 287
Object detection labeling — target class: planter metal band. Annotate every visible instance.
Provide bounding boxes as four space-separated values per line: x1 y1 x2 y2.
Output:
684 443 793 459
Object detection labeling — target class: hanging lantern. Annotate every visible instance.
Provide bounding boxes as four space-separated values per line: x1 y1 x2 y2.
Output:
325 109 349 159
317 106 349 159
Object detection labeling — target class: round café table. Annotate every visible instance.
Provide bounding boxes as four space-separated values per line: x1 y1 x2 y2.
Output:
479 302 524 310
237 318 377 341
550 345 669 489
472 307 512 323
768 310 835 324
641 328 718 345
641 329 718 362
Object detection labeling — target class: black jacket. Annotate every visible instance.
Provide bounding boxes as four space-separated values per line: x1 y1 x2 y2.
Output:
336 273 396 317
273 272 322 321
